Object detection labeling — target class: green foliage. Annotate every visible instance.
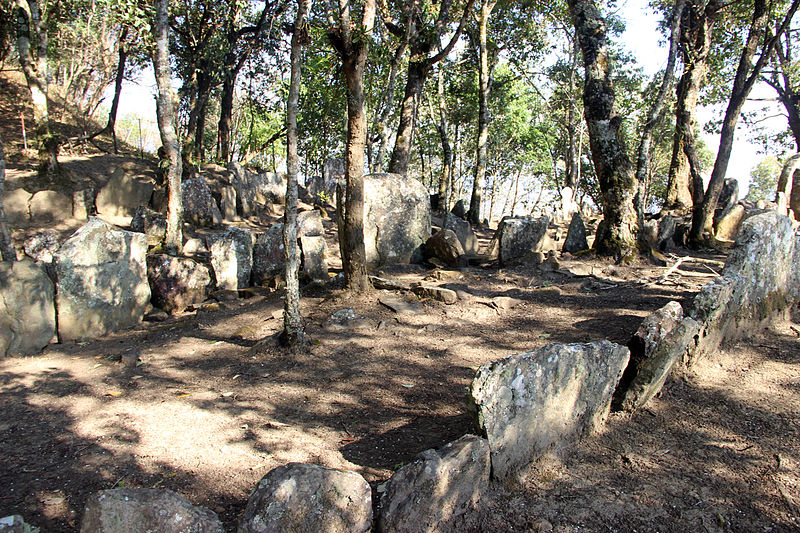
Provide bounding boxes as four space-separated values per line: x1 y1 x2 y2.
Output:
745 155 781 202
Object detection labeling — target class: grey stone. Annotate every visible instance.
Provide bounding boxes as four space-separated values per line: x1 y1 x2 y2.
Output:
561 213 589 254
329 308 356 325
299 235 328 280
29 190 73 222
468 341 630 481
424 229 466 268
497 216 550 266
130 206 167 246
182 178 222 227
147 254 212 314
55 218 150 341
228 163 285 216
0 259 56 357
239 463 372 533
620 317 700 411
640 219 658 249
412 285 458 304
378 294 421 314
208 227 253 291
220 185 238 222
714 178 739 224
714 204 745 241
370 276 411 291
377 435 490 533
80 488 223 533
656 215 677 250
23 230 60 263
0 515 39 533
252 225 284 286
629 301 683 360
451 199 467 219
308 159 344 204
96 168 154 218
297 210 324 237
364 174 431 267
182 238 208 255
72 188 94 220
443 213 479 255
5 188 32 224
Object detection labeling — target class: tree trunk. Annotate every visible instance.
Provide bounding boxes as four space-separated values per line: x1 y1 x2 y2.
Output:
281 0 310 349
388 60 427 175
192 67 212 163
467 0 493 225
153 0 183 253
690 0 800 242
435 66 452 212
218 67 238 163
564 36 581 191
664 0 719 211
370 40 406 173
569 0 638 262
0 135 16 262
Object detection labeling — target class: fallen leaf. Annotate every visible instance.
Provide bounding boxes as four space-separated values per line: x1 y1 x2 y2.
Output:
92 363 102 369
176 393 192 398
105 390 123 397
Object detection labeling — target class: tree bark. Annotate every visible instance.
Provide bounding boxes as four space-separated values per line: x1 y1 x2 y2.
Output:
434 65 452 212
664 0 720 211
369 38 406 173
568 0 638 262
153 0 183 253
281 0 310 349
0 135 16 262
690 0 800 242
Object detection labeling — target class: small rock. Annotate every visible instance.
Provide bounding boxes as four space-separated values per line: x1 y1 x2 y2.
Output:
412 285 458 304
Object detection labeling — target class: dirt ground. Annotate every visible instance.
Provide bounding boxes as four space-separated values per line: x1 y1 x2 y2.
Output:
2 236 798 531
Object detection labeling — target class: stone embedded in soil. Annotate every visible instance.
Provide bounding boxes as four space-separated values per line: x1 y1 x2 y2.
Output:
147 254 212 314
562 212 589 254
251 224 284 287
0 515 38 533
131 206 167 247
497 216 551 266
629 301 683 360
297 209 324 237
208 227 254 291
299 234 328 280
0 259 56 357
411 285 458 304
468 341 630 482
5 188 32 223
239 463 372 533
55 218 150 342
377 435 491 533
443 212 479 255
182 177 222 228
80 488 224 533
28 190 73 222
424 229 467 268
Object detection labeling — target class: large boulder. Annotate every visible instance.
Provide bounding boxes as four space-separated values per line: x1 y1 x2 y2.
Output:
0 259 56 357
297 210 324 237
377 435 490 533
228 163 285 216
562 212 589 254
363 173 431 267
147 254 212 314
80 488 224 533
252 224 284 286
208 227 253 290
468 341 630 482
299 235 328 280
54 218 150 341
28 190 73 222
443 213 479 255
307 159 344 204
239 463 372 533
182 177 222 227
423 229 466 268
96 168 154 218
714 204 745 241
497 216 550 266
5 188 32 224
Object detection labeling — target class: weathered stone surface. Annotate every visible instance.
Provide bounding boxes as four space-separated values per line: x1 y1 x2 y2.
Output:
714 204 745 241
183 238 207 256
80 488 223 533
412 285 458 304
0 259 56 357
443 213 479 255
228 163 286 216
0 515 39 533
656 215 677 250
131 206 167 246
182 178 222 227
23 230 60 262
308 159 344 204
72 188 94 220
300 235 328 280
96 168 154 218
208 227 253 291
497 216 550 266
371 276 411 291
690 212 800 365
468 341 630 481
377 435 490 533
239 463 372 533
562 213 589 254
29 190 73 222
451 199 467 219
714 178 739 224
220 185 238 222
297 210 324 237
620 317 700 411
252 225 284 286
147 254 211 314
364 174 431 267
424 229 466 268
5 188 32 223
55 218 150 341
629 301 683 359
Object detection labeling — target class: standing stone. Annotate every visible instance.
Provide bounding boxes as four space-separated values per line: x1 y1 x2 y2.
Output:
299 235 328 280
147 254 212 313
55 218 150 341
714 178 739 224
468 341 630 482
29 190 73 222
252 224 284 286
450 199 467 219
628 301 683 359
96 168 154 218
239 463 372 533
363 174 431 267
562 212 589 254
443 213 479 255
714 204 746 241
5 188 32 223
497 216 550 266
424 229 467 268
182 178 222 227
130 206 167 246
220 185 238 222
297 210 324 237
0 259 56 357
81 488 223 533
208 227 253 291
377 435 490 533
308 159 344 204
656 215 677 250
72 189 94 220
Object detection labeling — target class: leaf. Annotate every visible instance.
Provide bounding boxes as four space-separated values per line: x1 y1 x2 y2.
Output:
105 390 123 397
92 363 103 369
176 393 192 398
539 333 551 339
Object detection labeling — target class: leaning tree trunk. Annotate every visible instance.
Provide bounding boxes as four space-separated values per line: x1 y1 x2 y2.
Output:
153 0 183 253
91 27 128 152
435 66 452 212
0 135 16 262
281 0 310 349
370 40 406 173
387 60 428 176
568 0 638 262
